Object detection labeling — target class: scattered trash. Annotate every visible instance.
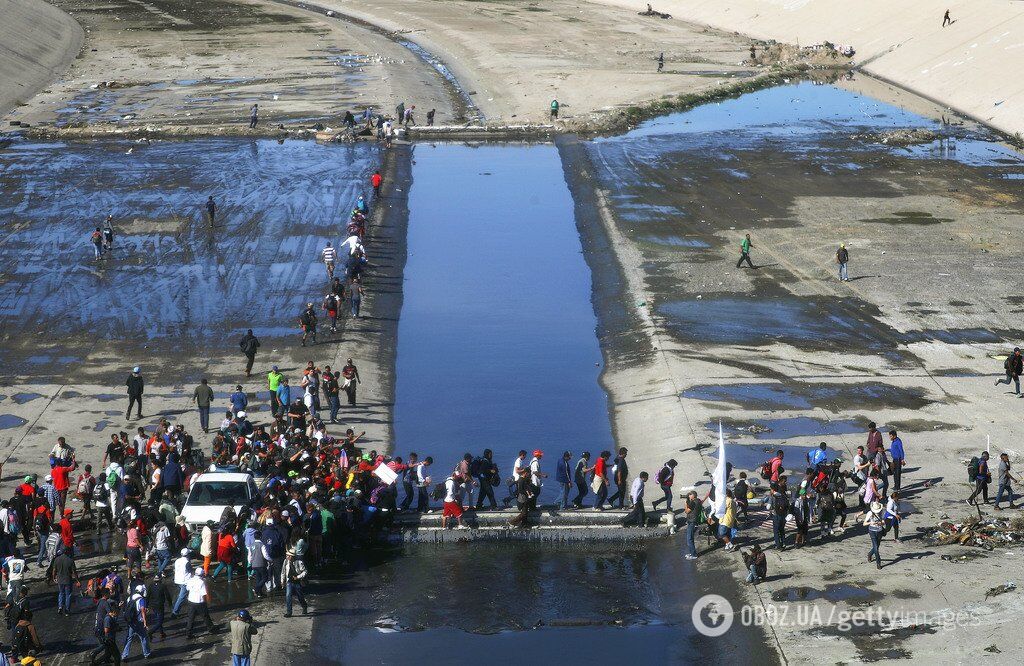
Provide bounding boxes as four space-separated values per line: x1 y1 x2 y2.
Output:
984 581 1016 599
930 515 1024 550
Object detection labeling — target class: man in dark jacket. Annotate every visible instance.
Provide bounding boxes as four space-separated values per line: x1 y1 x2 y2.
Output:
473 450 498 510
239 330 260 377
607 447 629 509
555 451 572 510
126 367 144 420
996 347 1023 394
47 550 78 615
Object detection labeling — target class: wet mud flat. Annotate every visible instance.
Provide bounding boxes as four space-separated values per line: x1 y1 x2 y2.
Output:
0 137 378 383
567 78 1024 664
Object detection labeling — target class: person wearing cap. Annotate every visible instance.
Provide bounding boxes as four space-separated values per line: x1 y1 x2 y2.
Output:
121 582 152 659
836 243 850 281
192 378 215 433
171 548 192 616
230 609 258 666
864 499 886 569
125 366 144 421
996 347 1023 395
528 451 546 511
230 385 248 419
281 548 308 617
267 366 284 415
185 567 216 638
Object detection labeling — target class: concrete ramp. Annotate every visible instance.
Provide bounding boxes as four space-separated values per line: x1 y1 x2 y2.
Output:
0 0 83 118
390 508 674 542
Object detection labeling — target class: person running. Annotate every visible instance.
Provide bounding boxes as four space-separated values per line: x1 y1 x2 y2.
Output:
206 196 216 225
239 329 260 377
836 244 850 281
371 170 382 197
651 459 677 511
322 242 337 279
995 347 1022 395
736 233 755 269
249 104 258 129
299 303 318 347
125 367 144 421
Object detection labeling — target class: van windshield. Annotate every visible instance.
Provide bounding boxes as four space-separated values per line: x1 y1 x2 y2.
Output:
187 481 250 507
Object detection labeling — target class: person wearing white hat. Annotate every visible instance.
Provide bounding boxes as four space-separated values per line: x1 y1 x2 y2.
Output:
185 567 216 637
125 366 144 420
171 548 193 616
121 583 152 659
281 548 308 617
864 500 886 569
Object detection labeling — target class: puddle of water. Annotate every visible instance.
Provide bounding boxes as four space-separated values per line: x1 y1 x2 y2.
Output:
11 392 44 404
639 235 710 248
394 144 613 500
771 583 880 605
708 441 846 471
683 382 932 412
0 415 28 429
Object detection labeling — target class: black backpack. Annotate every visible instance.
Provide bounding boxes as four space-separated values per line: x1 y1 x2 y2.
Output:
968 456 980 482
772 492 789 515
431 483 446 502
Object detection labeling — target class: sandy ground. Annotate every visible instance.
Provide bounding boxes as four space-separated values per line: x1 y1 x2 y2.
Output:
559 78 1024 662
5 0 457 133
206 0 759 127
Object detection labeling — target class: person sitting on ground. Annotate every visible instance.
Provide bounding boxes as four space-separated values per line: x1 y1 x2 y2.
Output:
742 544 767 584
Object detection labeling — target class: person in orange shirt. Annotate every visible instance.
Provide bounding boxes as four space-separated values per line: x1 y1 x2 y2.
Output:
371 170 382 197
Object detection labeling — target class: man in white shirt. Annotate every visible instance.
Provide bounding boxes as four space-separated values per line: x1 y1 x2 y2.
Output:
171 548 192 616
623 472 649 527
339 235 364 258
185 567 216 637
529 450 547 510
441 476 468 530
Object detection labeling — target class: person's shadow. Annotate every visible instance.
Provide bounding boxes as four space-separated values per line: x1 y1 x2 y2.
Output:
884 550 934 568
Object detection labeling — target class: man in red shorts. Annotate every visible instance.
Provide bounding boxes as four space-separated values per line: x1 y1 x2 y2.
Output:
442 475 468 530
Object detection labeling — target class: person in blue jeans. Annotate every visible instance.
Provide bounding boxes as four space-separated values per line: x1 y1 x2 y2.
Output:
683 491 700 559
282 549 308 617
46 550 78 615
555 451 573 509
171 549 192 616
350 277 364 317
121 584 152 660
231 609 258 666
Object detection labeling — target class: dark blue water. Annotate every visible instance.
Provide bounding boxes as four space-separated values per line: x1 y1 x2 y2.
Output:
393 144 613 493
0 139 377 352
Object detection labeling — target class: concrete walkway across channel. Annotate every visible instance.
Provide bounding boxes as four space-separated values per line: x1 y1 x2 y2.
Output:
392 508 670 542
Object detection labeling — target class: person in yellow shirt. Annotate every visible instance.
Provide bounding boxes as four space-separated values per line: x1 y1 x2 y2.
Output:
717 491 738 551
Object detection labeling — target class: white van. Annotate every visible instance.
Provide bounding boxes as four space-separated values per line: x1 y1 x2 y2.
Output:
180 471 260 528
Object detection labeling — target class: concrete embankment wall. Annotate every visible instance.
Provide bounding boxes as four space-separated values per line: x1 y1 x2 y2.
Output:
0 0 84 117
595 0 1024 137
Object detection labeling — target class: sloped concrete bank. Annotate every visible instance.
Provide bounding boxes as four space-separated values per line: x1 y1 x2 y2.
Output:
0 0 83 118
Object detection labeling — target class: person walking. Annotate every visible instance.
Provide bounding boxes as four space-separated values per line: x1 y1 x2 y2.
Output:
836 244 850 281
657 52 664 72
770 481 790 551
529 451 547 510
229 385 248 418
322 242 337 279
206 196 216 225
995 347 1022 395
90 605 120 665
473 450 499 510
249 104 258 129
994 452 1019 510
191 378 214 433
736 233 755 269
884 491 902 541
415 457 433 513
866 422 883 457
91 227 104 259
185 567 216 638
554 451 572 510
341 358 360 406
145 573 171 643
550 99 559 119
591 451 611 509
121 584 152 660
683 490 700 560
46 549 78 615
230 609 258 666
371 170 382 197
239 329 260 377
650 459 677 511
349 277 365 318
299 303 318 347
571 451 591 508
170 549 191 616
102 216 115 253
942 9 952 27
125 367 144 421
865 501 886 569
888 430 905 491
622 472 649 526
323 371 341 423
608 447 630 509
282 548 308 617
968 451 992 505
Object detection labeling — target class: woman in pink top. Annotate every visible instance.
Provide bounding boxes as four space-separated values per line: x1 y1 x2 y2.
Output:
125 520 143 573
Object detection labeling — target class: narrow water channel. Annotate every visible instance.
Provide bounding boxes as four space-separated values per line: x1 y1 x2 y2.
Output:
393 143 614 498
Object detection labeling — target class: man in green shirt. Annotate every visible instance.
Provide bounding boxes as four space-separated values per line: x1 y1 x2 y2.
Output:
267 365 283 415
550 99 559 119
191 378 215 433
736 233 755 269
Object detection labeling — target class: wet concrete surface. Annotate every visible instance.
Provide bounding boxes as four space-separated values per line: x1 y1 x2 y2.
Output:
392 143 613 498
683 381 933 412
0 137 379 383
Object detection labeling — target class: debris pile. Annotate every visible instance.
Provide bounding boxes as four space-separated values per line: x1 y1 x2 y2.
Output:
984 581 1016 599
638 4 672 19
854 128 939 147
929 516 1024 550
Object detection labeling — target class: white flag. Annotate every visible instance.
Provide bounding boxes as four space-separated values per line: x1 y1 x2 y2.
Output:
713 421 728 519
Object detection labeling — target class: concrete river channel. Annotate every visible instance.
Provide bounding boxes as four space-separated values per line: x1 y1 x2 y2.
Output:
2 79 1023 663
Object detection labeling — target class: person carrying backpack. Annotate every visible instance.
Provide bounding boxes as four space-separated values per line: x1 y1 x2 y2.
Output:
651 459 677 511
473 450 499 510
995 347 1023 394
299 303 318 347
968 451 992 505
121 583 152 659
90 228 104 259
